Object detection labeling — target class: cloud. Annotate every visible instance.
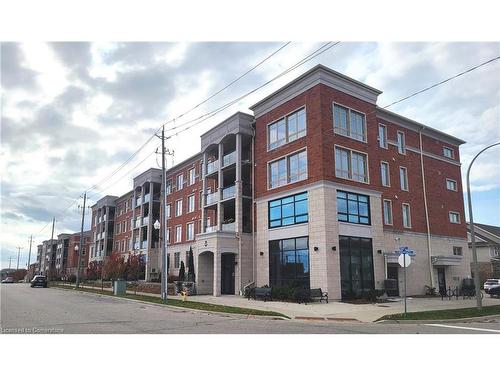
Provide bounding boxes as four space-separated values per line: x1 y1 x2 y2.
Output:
0 42 39 89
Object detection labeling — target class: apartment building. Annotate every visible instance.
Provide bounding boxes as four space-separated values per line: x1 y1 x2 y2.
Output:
89 195 118 264
467 222 500 284
42 239 57 277
66 230 92 277
250 64 469 299
86 64 470 300
55 233 70 277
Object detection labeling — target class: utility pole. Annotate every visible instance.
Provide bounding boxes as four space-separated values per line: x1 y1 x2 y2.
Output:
9 256 12 269
49 217 55 279
467 142 500 310
16 246 23 270
27 235 33 279
76 192 87 288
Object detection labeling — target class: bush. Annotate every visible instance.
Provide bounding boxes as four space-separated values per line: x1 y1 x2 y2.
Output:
362 289 386 303
167 274 179 283
67 274 77 283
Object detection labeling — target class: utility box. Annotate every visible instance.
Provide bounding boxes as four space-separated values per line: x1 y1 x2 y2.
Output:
114 279 126 295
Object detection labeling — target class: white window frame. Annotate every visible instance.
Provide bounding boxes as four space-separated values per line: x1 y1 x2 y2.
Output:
188 168 196 185
399 166 409 191
383 199 393 225
378 124 388 148
267 148 308 189
175 199 183 217
187 194 195 213
333 103 367 142
453 246 463 256
166 227 171 244
176 174 184 191
449 211 461 224
443 146 455 159
267 107 307 151
175 225 182 243
446 178 458 191
166 179 172 194
334 145 369 184
381 161 390 187
397 131 406 154
166 203 171 218
402 203 412 228
186 222 194 241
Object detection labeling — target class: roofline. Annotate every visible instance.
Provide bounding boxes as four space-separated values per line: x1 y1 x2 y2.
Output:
249 64 382 112
200 111 254 138
377 107 466 146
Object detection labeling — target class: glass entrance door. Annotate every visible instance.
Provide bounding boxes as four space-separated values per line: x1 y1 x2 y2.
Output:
340 236 374 300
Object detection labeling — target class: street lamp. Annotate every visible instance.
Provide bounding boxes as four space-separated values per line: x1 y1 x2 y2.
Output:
74 245 79 285
467 142 500 310
153 219 167 300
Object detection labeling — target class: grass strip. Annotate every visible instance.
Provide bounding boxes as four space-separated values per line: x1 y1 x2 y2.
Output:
377 303 500 321
53 283 288 318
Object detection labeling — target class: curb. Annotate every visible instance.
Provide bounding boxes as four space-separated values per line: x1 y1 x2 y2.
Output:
376 314 500 324
294 316 361 322
51 285 289 320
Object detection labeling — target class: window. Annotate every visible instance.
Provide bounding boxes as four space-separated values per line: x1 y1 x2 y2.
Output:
166 180 172 194
333 104 366 141
187 195 195 213
269 236 310 288
199 191 203 209
453 246 463 256
397 131 406 154
399 167 408 191
188 168 196 185
269 192 308 228
166 204 171 218
175 225 182 243
186 222 194 241
337 191 371 225
381 161 390 187
383 199 393 225
174 252 180 268
446 178 458 191
402 203 411 228
268 150 307 189
378 124 388 148
175 199 182 216
334 146 368 183
490 247 500 257
166 228 170 244
449 211 460 224
443 147 454 159
268 108 306 150
176 174 184 190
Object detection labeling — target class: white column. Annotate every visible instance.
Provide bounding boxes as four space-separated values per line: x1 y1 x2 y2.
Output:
201 153 207 233
213 251 221 296
217 143 224 231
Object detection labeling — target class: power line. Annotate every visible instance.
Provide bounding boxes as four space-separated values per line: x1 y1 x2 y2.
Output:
382 55 500 110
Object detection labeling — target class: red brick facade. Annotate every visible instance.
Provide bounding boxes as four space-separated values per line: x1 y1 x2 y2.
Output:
114 191 134 255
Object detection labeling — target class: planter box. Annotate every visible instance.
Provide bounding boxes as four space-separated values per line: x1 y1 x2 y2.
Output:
174 281 197 295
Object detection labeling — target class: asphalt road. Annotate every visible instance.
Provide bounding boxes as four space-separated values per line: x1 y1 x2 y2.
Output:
1 284 499 334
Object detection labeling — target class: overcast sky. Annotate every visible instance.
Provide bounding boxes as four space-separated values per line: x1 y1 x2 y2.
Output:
1 42 499 269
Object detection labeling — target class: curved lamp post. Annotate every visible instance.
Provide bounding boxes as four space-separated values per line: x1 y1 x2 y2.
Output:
467 142 500 310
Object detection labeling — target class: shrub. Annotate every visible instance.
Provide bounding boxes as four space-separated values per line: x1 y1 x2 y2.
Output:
167 274 179 283
178 261 185 281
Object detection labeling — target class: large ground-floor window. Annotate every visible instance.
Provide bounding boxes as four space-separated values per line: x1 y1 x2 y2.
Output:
339 236 374 299
269 236 310 288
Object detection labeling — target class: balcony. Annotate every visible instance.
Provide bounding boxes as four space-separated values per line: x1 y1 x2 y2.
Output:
133 242 140 250
205 225 217 233
221 222 235 232
103 214 107 222
144 193 150 203
222 151 236 167
206 160 219 175
206 191 219 206
134 218 141 228
141 240 148 249
222 185 236 200
136 197 142 207
142 216 149 226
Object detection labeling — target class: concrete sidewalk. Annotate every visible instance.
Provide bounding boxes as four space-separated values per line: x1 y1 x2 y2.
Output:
57 283 500 322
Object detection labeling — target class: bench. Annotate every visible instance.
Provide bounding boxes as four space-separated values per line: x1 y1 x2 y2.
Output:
254 287 272 302
309 288 328 303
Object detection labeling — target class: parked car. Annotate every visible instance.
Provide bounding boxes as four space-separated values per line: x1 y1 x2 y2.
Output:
1 276 14 284
30 275 48 288
489 284 500 297
483 279 500 294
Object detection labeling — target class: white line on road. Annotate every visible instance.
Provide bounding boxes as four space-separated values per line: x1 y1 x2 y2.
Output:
425 324 500 333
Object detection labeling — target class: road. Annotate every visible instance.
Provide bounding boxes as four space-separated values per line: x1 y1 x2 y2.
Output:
1 284 499 334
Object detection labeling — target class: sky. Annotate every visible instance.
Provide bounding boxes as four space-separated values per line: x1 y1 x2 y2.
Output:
1 41 499 269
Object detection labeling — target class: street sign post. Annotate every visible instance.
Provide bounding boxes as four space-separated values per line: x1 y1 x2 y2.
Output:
397 247 413 318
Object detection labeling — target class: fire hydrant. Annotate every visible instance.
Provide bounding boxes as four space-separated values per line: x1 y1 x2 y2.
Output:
181 290 188 302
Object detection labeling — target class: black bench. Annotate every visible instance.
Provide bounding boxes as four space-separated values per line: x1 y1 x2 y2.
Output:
254 287 272 301
309 288 328 303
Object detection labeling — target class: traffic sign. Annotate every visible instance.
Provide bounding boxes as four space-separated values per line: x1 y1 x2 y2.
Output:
398 253 411 267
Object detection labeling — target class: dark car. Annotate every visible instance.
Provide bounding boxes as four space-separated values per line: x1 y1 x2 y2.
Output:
489 284 500 297
31 275 47 288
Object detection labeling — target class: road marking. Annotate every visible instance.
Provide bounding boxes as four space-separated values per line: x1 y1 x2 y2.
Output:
425 323 500 333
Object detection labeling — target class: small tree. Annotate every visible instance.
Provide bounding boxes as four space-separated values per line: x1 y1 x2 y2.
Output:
103 251 126 280
126 253 145 281
178 260 186 281
86 261 101 280
187 247 195 282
